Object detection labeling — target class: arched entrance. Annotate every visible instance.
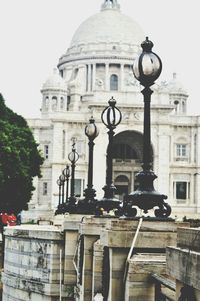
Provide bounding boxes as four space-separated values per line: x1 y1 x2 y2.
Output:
113 130 153 199
114 175 129 200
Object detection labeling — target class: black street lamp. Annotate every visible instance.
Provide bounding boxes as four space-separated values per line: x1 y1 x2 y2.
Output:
55 178 62 215
96 97 122 214
67 139 79 213
125 37 171 218
77 117 99 214
63 164 71 203
59 173 66 212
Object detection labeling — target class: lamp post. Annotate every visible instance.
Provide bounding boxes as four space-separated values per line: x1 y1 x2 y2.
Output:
67 139 79 213
96 97 122 214
125 37 171 218
55 178 62 214
77 117 99 214
59 174 66 213
63 164 71 203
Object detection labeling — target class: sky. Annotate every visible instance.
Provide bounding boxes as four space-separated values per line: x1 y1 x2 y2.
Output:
0 0 199 118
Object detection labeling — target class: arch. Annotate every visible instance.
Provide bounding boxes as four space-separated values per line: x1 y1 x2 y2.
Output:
114 174 129 201
113 130 154 163
43 96 49 111
113 143 138 160
52 96 57 111
60 97 65 109
110 74 118 91
115 175 129 183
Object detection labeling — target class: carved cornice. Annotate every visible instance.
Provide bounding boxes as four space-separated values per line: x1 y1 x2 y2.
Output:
58 54 133 67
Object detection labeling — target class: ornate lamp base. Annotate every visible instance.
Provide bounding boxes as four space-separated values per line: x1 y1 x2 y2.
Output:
96 184 122 215
76 188 97 214
96 197 122 215
64 196 77 214
124 170 171 218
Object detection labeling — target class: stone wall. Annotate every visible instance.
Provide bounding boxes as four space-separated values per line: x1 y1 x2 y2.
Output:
2 225 67 301
167 227 200 300
1 216 191 301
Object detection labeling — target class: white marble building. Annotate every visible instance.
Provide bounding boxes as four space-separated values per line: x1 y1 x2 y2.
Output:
27 0 200 219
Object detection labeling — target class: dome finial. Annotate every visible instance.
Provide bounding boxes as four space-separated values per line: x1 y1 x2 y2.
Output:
101 0 120 11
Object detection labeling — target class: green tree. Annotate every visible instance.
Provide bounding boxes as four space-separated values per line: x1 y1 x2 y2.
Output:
0 94 44 213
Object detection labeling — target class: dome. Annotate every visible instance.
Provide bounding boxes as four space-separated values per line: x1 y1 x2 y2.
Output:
42 68 67 91
167 73 188 95
70 6 144 50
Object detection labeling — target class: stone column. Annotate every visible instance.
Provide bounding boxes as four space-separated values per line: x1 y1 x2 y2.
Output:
88 64 92 92
195 173 200 212
105 63 109 91
92 240 104 298
92 63 96 91
63 215 86 287
78 216 115 301
120 64 124 91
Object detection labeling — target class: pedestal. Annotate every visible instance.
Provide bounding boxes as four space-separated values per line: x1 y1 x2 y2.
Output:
167 227 200 300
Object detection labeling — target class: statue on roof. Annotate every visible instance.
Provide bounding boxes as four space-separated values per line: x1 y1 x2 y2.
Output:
101 0 120 10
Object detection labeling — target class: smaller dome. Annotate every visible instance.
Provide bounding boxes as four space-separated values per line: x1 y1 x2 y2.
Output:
42 68 67 91
167 73 188 95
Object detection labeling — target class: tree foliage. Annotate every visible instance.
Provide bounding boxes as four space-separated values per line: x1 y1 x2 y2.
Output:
0 94 44 213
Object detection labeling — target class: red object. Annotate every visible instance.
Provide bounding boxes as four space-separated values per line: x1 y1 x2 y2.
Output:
7 214 17 226
1 213 9 226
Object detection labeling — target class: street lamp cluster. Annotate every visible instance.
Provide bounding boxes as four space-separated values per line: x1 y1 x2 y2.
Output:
55 37 171 218
55 140 79 215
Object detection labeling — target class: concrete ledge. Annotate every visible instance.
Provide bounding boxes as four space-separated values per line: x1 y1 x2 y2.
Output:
166 246 200 290
107 219 188 232
177 227 200 251
101 230 177 248
4 225 63 241
128 253 166 278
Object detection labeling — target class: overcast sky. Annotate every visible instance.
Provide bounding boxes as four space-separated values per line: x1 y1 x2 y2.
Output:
0 0 199 118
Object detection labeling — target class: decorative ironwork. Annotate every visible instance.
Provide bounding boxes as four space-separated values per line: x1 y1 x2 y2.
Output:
96 97 122 215
77 117 99 214
55 178 62 215
125 38 171 218
65 139 79 213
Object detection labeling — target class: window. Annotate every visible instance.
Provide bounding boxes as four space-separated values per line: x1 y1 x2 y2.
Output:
44 145 49 159
176 144 188 161
44 96 49 110
43 182 48 195
176 144 187 157
60 97 65 109
74 179 82 196
67 96 71 110
113 143 138 160
110 74 118 91
52 96 57 111
174 181 190 201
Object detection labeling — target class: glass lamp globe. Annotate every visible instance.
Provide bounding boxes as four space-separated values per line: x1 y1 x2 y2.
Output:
68 149 79 163
63 165 71 177
57 179 62 186
59 174 65 183
85 117 99 140
101 97 122 128
133 37 162 86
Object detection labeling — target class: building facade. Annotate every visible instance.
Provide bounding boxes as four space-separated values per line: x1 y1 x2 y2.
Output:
27 0 200 219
